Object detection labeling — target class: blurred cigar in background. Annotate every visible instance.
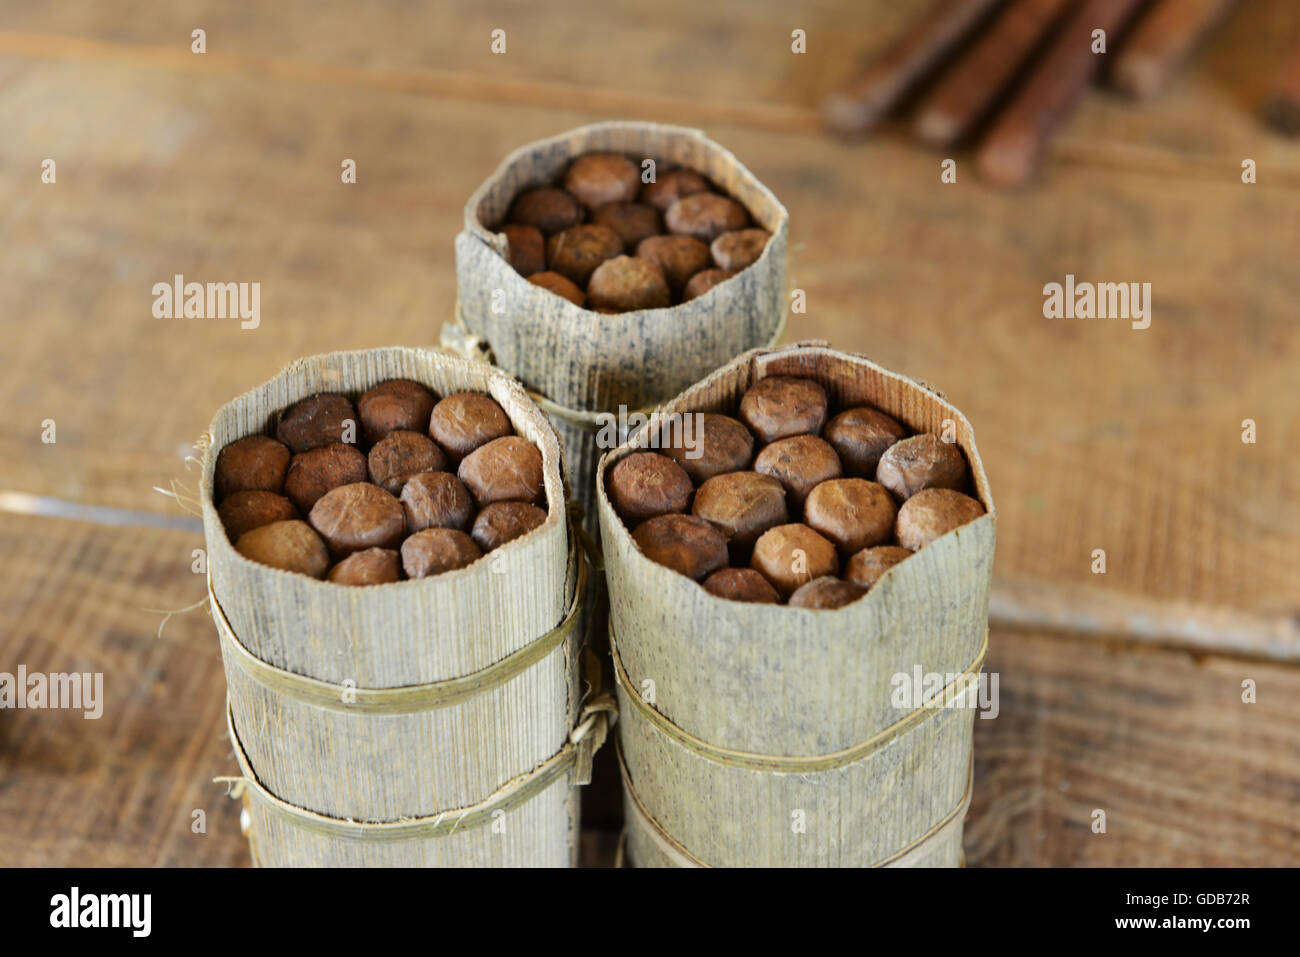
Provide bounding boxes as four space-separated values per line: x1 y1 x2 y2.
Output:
823 0 1005 137
1263 35 1300 135
913 0 1076 148
976 0 1149 187
824 0 1251 186
1111 0 1238 99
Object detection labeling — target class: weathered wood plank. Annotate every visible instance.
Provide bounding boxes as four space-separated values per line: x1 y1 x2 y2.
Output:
0 514 245 866
0 514 615 867
13 518 1292 869
967 625 1300 866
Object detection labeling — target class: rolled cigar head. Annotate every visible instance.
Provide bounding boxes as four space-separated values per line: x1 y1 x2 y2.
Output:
682 268 737 302
875 434 968 500
710 229 772 271
803 478 897 555
470 501 548 552
788 576 869 610
750 523 838 598
527 271 586 307
640 168 712 212
357 379 437 445
753 434 843 509
635 235 712 298
739 375 830 444
844 545 913 589
400 471 475 533
284 443 368 513
607 452 694 525
632 513 729 581
896 487 985 550
508 187 584 235
427 392 512 463
658 412 755 484
328 548 402 586
691 471 788 548
401 528 483 579
368 430 445 495
235 520 330 578
309 483 406 558
218 490 297 542
592 203 663 251
501 224 547 276
823 406 906 478
701 567 781 604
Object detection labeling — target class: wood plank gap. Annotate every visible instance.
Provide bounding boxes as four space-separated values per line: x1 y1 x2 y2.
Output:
0 490 202 532
990 574 1300 662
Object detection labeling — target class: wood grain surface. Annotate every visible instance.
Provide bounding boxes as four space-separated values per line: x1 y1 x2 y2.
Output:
1 0 1298 866
598 345 994 866
968 626 1300 866
0 514 244 866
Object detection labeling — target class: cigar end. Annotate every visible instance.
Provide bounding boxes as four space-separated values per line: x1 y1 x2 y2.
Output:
976 131 1039 188
1263 95 1300 137
822 92 882 139
1111 55 1163 101
913 108 961 149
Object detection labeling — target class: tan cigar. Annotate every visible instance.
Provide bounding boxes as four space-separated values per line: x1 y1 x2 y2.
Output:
913 0 1077 148
976 0 1149 187
1111 0 1238 99
823 0 1006 138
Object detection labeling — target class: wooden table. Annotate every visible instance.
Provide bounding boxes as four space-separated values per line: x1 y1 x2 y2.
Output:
2 0 1297 867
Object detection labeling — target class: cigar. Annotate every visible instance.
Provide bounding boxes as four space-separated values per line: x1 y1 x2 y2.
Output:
1263 36 1300 136
1111 0 1237 99
823 0 1007 138
976 0 1150 187
913 0 1076 148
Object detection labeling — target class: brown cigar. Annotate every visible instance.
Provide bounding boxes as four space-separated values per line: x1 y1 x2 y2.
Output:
823 0 1006 138
1111 0 1237 99
913 0 1076 148
1263 36 1300 135
976 0 1150 187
